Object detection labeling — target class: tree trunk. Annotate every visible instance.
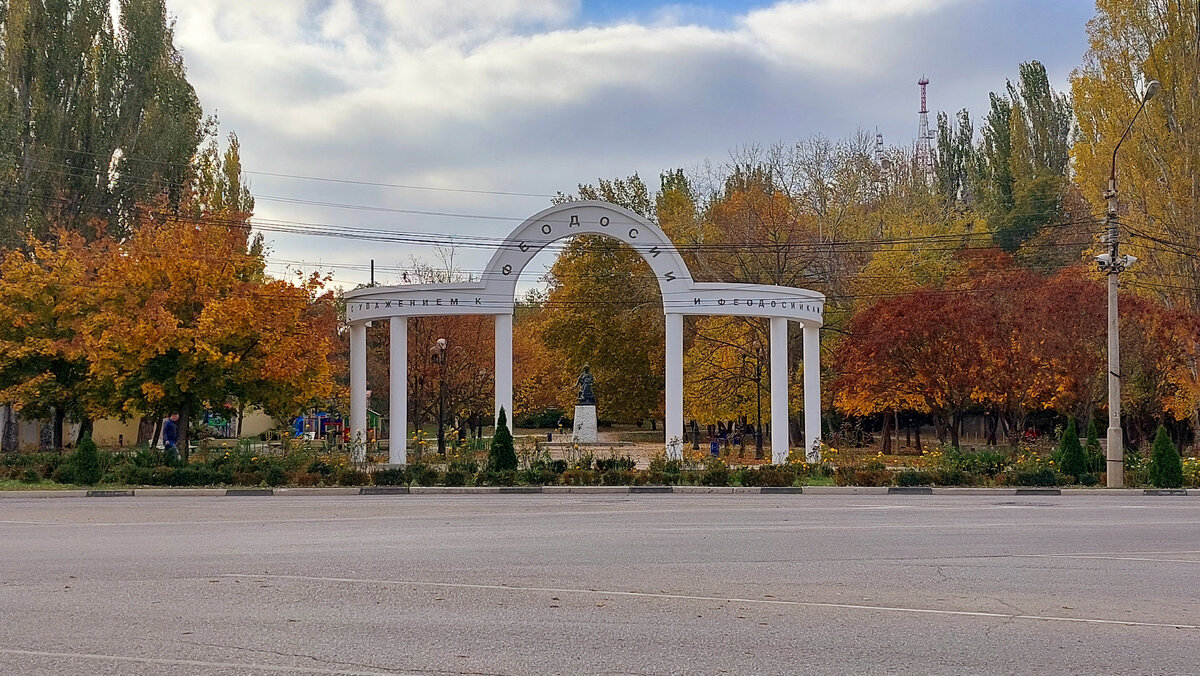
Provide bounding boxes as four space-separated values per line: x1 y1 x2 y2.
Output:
880 412 892 454
237 401 246 437
949 412 960 449
53 408 65 451
75 418 94 445
179 408 191 463
137 416 155 445
151 417 163 449
1 405 15 452
914 424 922 451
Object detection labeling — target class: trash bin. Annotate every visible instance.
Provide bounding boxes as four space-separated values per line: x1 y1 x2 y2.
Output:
709 440 720 457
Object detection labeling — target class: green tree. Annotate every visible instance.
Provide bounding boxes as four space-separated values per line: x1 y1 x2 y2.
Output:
0 0 204 242
543 174 664 423
70 433 101 485
1058 418 1087 482
1148 425 1183 489
488 407 517 472
977 61 1073 252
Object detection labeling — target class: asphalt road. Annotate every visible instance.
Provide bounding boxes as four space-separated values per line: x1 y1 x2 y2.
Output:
2 493 1198 675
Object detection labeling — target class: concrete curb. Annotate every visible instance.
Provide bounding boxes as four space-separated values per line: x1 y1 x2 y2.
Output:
274 487 362 497
136 488 226 497
542 486 629 494
801 486 890 495
0 490 88 498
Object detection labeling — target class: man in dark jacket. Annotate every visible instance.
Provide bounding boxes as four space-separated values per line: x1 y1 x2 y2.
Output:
163 413 180 464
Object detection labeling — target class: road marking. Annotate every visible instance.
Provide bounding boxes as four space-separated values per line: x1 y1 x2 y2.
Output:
0 647 396 675
1016 554 1200 564
222 573 1200 631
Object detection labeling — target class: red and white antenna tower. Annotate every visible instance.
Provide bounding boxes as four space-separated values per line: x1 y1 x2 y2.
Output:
916 76 934 183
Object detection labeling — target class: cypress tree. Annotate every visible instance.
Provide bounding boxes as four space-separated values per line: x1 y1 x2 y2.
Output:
488 407 517 472
72 434 102 485
1058 418 1086 482
1149 425 1184 489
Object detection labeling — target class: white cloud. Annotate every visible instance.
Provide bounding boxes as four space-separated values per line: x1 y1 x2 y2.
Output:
167 0 1092 288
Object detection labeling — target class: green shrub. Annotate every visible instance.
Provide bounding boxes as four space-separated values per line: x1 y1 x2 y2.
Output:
306 459 334 476
444 469 470 486
897 469 933 487
20 468 41 483
488 407 518 472
1058 418 1087 482
1148 425 1184 488
931 468 968 486
700 458 729 486
263 465 287 487
595 454 636 472
372 467 407 486
561 469 595 486
333 467 369 486
71 435 102 485
233 470 265 486
742 465 797 487
1014 468 1058 486
406 464 438 486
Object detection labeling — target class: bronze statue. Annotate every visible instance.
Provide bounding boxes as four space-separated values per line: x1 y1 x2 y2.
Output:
576 365 596 405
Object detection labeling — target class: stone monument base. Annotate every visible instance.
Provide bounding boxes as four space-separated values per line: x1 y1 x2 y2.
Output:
572 405 598 443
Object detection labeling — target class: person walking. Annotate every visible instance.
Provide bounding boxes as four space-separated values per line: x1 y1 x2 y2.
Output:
163 413 180 465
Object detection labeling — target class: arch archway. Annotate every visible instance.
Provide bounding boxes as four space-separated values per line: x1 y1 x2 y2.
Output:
345 200 825 463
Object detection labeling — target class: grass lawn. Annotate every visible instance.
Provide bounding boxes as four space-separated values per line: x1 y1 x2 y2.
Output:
0 479 80 490
801 475 835 486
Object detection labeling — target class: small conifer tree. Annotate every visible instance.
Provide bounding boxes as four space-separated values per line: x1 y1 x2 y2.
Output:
1058 418 1086 482
489 407 517 472
1148 425 1184 489
72 434 102 485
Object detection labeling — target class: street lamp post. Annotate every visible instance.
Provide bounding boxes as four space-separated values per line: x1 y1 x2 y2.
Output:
1099 79 1159 488
750 341 764 459
430 338 448 456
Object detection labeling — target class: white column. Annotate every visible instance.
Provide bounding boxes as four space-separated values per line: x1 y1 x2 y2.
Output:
349 321 367 462
494 313 513 428
389 317 407 465
665 313 684 460
803 323 822 463
770 317 789 464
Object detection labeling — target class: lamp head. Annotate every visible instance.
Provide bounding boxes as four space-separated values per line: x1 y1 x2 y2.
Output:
1144 80 1161 101
436 338 447 350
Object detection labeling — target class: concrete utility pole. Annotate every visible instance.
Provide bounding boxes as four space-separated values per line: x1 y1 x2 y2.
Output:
1099 79 1159 488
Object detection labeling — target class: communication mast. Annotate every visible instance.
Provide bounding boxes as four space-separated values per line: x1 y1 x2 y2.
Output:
916 76 935 183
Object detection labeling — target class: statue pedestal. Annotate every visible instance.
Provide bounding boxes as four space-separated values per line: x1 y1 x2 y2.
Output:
572 405 598 443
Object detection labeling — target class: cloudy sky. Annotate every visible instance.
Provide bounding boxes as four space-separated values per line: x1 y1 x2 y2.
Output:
168 0 1096 290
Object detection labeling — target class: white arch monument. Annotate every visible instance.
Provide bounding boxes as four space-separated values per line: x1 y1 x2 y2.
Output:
344 200 824 464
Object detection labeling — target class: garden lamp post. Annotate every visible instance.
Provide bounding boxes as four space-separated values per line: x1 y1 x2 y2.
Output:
1099 79 1159 488
430 338 448 455
749 341 764 458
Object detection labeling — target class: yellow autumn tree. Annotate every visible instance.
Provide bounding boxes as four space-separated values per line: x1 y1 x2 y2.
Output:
0 230 113 448
1072 0 1200 314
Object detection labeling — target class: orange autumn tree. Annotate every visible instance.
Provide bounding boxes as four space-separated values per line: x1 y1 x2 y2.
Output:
834 288 983 448
0 230 113 448
87 208 335 457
